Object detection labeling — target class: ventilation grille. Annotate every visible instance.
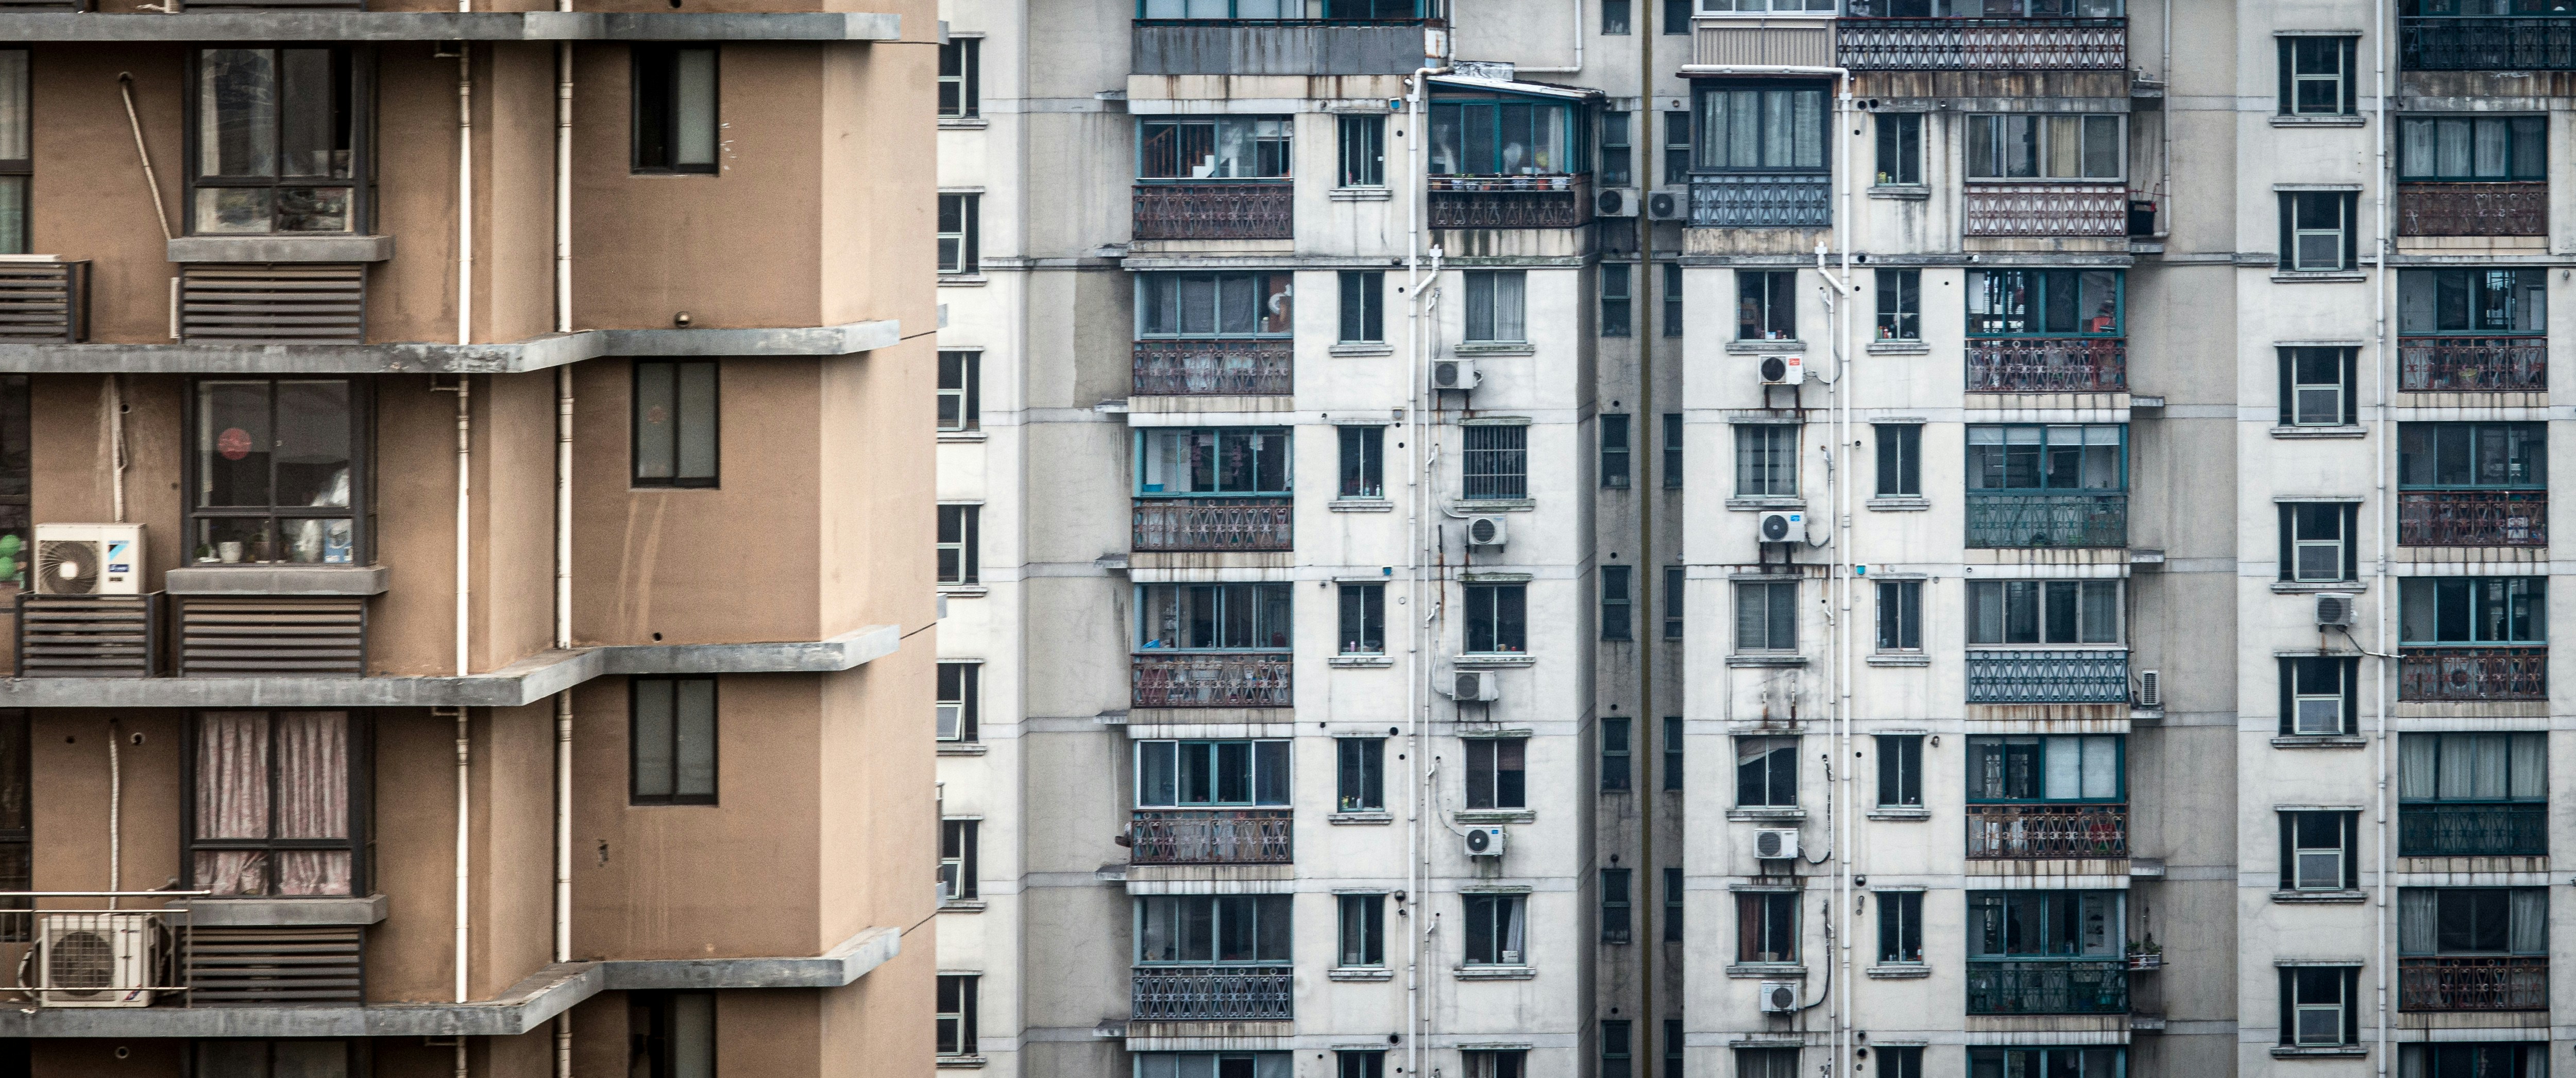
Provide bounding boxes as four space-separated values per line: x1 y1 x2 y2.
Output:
179 264 366 345
0 260 88 341
187 927 363 1005
179 596 366 677
15 594 157 678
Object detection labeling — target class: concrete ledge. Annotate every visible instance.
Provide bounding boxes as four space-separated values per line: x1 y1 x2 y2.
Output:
170 235 395 263
182 894 387 927
0 11 902 41
166 565 389 596
0 319 902 375
601 925 903 991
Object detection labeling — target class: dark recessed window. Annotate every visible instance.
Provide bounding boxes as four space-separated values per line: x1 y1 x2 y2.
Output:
938 38 980 119
632 45 718 175
629 991 717 1078
632 361 719 487
630 676 717 805
192 47 363 234
189 378 368 565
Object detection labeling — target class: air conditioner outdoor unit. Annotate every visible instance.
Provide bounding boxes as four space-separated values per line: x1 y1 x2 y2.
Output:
1464 826 1507 858
1431 357 1481 392
2134 669 2162 709
1759 354 1805 385
1754 828 1800 860
2315 594 2357 629
1595 187 1640 217
1465 515 1507 548
1646 190 1687 221
1446 670 1501 702
1756 511 1805 545
1757 981 1801 1014
36 912 162 1008
33 523 145 596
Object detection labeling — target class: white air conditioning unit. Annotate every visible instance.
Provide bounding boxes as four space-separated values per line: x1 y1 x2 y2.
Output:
1759 354 1805 385
2315 594 2357 629
1595 187 1640 217
1445 670 1501 702
1754 828 1800 860
1756 511 1805 546
36 912 162 1008
1464 826 1507 858
1432 357 1481 392
1646 189 1687 221
1465 515 1507 549
33 524 145 596
2134 669 2162 709
1757 981 1800 1014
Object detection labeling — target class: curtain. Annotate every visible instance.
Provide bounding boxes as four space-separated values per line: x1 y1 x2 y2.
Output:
277 711 350 895
2508 732 2545 799
1493 273 1526 343
2435 734 2477 800
1501 896 1525 962
2398 889 2435 954
2469 734 2511 799
2399 735 2437 800
196 712 269 895
2509 888 2546 954
2081 737 2119 799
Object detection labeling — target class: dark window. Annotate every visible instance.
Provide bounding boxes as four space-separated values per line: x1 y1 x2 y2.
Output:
2399 887 2548 955
0 53 26 253
1340 271 1385 342
1137 427 1293 496
630 677 717 805
1601 414 1633 489
2398 422 2546 489
2399 267 2548 335
2278 657 2358 737
1875 734 1922 807
2278 966 2360 1047
1339 115 1385 187
1602 868 1633 942
1602 264 1635 338
2400 116 2546 180
1965 114 2122 179
1968 580 2123 645
1735 735 1796 807
2277 502 2359 583
1338 893 1384 965
1661 110 1692 186
1874 112 1922 185
1461 895 1527 965
1338 583 1385 655
2398 1045 2547 1078
1877 890 1923 963
1734 425 1797 496
1663 566 1684 640
1878 1047 1924 1078
938 38 979 119
1662 412 1684 487
938 506 980 585
1876 581 1923 652
1141 117 1291 178
190 378 368 565
1600 112 1633 184
1694 83 1828 172
1966 424 2126 492
2279 36 2357 116
1338 1051 1387 1078
1138 1054 1297 1078
936 662 979 743
1465 737 1527 809
1967 734 2122 802
938 350 981 431
1875 268 1920 341
1601 566 1634 643
1662 0 1688 29
1136 895 1294 962
631 46 718 175
1663 1024 1684 1078
1736 1049 1799 1078
1662 263 1684 338
628 991 717 1078
2398 577 2545 643
1137 272 1293 337
1339 426 1385 498
1967 891 2126 958
940 818 978 900
1337 737 1384 811
1427 98 1589 177
1662 716 1683 791
2277 810 2358 892
1601 716 1632 791
191 48 363 233
1602 1019 1633 1078
1464 271 1527 342
1134 740 1291 806
1463 1052 1527 1078
1663 866 1683 942
2280 192 2358 272
632 361 719 488
1602 0 1632 32
1463 425 1529 500
2277 346 2357 427
187 711 368 896
1966 269 2122 336
1964 1049 2124 1077
936 975 978 1057
1135 583 1291 650
938 193 979 275
192 1042 366 1078
1736 891 1797 962
1735 580 1796 651
1874 423 1920 496
1737 270 1796 340
1465 583 1527 654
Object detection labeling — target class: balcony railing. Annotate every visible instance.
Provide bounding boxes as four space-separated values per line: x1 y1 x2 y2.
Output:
2402 16 2576 71
1834 16 2128 70
2400 336 2546 392
1965 493 2128 548
1133 498 1293 553
2399 647 2546 702
2399 955 2547 1012
1427 175 1591 229
1690 173 1831 228
1967 803 2128 860
1965 649 2129 704
1132 966 1295 1020
2398 491 2545 547
2399 802 2546 858
1130 808 1293 864
1963 184 2129 237
1964 961 2129 1015
1132 652 1292 708
0 260 90 342
1133 339 1294 395
1966 337 2127 393
1133 182 1294 241
2399 183 2547 237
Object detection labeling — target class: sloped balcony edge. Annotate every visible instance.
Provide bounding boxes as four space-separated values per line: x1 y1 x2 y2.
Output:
0 318 903 375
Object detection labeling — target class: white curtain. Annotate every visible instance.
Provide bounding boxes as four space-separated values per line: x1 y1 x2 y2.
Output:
2398 889 2436 954
2509 888 2546 954
2043 736 2080 800
2398 735 2437 800
1492 272 1527 343
2508 732 2546 799
1501 897 1527 962
2081 737 2119 799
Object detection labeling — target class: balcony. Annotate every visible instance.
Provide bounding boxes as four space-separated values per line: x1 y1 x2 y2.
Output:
177 263 367 345
1427 175 1591 229
2398 183 2546 238
2399 956 2547 1012
1689 173 1831 228
2401 17 2576 71
1964 961 2129 1015
1694 19 1832 66
1133 499 1293 553
1834 17 2128 71
1132 21 1440 76
2398 491 2545 547
1133 339 1294 396
1965 493 2128 548
0 260 90 342
1132 652 1291 708
1129 808 1293 864
1967 804 2128 860
1966 338 2127 393
1963 184 2129 238
15 593 370 679
2400 647 2546 703
1133 182 1294 241
2400 336 2546 392
6 895 365 1007
2399 802 2546 858
1965 649 2129 704
1131 966 1294 1020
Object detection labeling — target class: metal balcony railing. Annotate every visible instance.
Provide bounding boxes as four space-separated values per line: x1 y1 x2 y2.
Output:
1132 339 1294 395
2398 802 2546 858
1965 493 2128 548
1131 652 1292 708
1427 175 1591 229
1133 498 1293 552
2399 183 2547 237
1964 961 2129 1015
1690 173 1831 228
2399 955 2547 1012
1130 808 1293 864
2399 647 2546 702
2397 491 2545 547
1963 184 2129 237
1133 182 1294 240
2400 336 2547 392
1131 965 1295 1020
1835 15 2126 70
1965 649 2129 704
2401 16 2576 71
1966 803 2128 860
0 260 90 342
0 890 363 1008
1966 337 2127 393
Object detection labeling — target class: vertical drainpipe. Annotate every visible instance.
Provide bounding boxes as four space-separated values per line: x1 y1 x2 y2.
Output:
2371 0 2393 1072
1634 9 1656 1072
553 22 578 1078
1402 59 1444 1078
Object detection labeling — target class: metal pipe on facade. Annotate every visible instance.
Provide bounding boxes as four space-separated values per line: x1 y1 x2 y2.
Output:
1401 62 1446 1078
2371 0 2393 1070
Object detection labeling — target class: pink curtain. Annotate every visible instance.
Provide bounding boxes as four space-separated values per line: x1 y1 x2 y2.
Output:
276 712 349 895
195 711 351 896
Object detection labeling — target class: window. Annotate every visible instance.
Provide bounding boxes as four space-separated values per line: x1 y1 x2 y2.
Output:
1338 1052 1387 1078
940 818 979 900
193 48 362 233
1874 112 1921 185
938 38 979 118
1134 740 1292 806
631 46 718 175
1601 716 1632 790
0 712 22 930
1338 115 1385 187
1462 894 1527 965
2279 192 2358 273
1138 272 1294 338
1663 867 1683 942
2278 810 2358 892
1337 426 1385 499
1338 893 1385 966
2398 577 2545 644
1737 270 1796 340
1736 891 1797 962
1874 424 1920 496
2399 267 2547 335
1662 717 1683 791
1968 424 2126 492
938 505 980 585
1964 1049 2124 1078
632 361 719 488
1734 425 1797 496
1427 96 1588 177
1339 584 1385 655
2277 346 2355 428
1662 264 1684 338
1602 566 1635 644
190 378 367 564
1138 1055 1295 1078
1878 1048 1924 1078
2398 732 2546 856
1601 264 1634 338
1337 737 1384 811
936 662 979 742
937 351 981 431
1136 895 1293 963
1875 734 1922 807
2398 1045 2547 1078
937 193 979 275
1734 1050 1799 1078
1137 428 1293 496
1693 83 1828 171
0 52 25 252
2279 37 2357 116
1968 891 2125 958
936 974 979 1057
1875 268 1920 340
1464 583 1528 654
1965 114 2123 180
1463 1051 1527 1078
1663 567 1684 640
2399 422 2546 490
2279 502 2360 583
628 992 717 1078
630 677 718 805
2400 116 2546 181
1967 735 2123 802
1662 110 1692 186
1877 890 1923 963
1462 425 1528 500
1967 270 2122 336
1600 1020 1633 1078
1969 580 2122 645
1601 112 1633 184
1603 0 1632 32
1141 117 1291 178
1876 581 1923 652
1735 735 1797 807
1663 0 1689 30
2399 887 2548 956
1340 271 1385 342
1662 413 1684 487
2278 657 2358 737
1465 737 1528 808
1734 580 1797 652
1464 271 1528 342
1602 868 1634 942
191 1041 366 1077
1141 0 1419 16
187 711 366 896
1601 414 1633 489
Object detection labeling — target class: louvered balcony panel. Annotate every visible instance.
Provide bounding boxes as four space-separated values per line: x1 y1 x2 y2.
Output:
1835 16 2127 70
179 263 366 344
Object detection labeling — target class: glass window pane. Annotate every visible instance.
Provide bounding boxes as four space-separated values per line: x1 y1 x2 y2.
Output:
635 363 677 480
675 49 718 166
201 49 279 178
674 679 717 797
198 380 275 507
633 680 675 797
677 362 718 481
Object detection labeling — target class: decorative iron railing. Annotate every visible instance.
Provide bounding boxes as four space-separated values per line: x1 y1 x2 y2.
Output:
1133 182 1294 240
1427 175 1590 229
1834 16 2127 70
1965 494 2128 548
1690 173 1832 228
1967 803 2128 860
1965 649 2129 704
2398 183 2547 237
2401 17 2576 71
2397 491 2545 547
2400 336 2546 392
2399 956 2547 1012
2399 647 2546 702
2398 802 2546 858
1132 339 1294 395
1133 498 1294 552
1132 652 1292 708
1963 184 2128 237
1130 808 1294 864
1966 337 2127 393
1964 961 2129 1015
1131 966 1295 1020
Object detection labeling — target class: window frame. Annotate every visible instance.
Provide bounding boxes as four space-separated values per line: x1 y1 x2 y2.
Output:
1461 893 1528 966
1601 263 1635 338
1600 110 1634 184
938 504 981 586
1338 1051 1388 1078
1875 267 1920 341
1601 565 1635 643
1662 716 1683 792
1338 425 1385 498
937 974 980 1057
1601 1019 1634 1078
1464 735 1529 809
1965 423 2128 494
938 38 980 119
1133 894 1294 964
1965 269 2125 337
2398 267 2548 336
1339 271 1385 343
1691 81 1832 174
1463 582 1529 654
1966 579 2125 646
628 991 718 1078
1463 270 1529 343
2398 576 2546 644
1134 582 1293 651
2279 36 2358 116
1734 579 1798 653
185 47 370 235
2399 886 2549 956
1427 96 1591 178
1601 715 1633 790
1660 109 1692 187
0 52 28 254
1965 734 2125 804
181 710 372 897
1601 867 1633 942
2278 656 2358 737
1964 113 2125 181
1337 892 1385 966
1338 114 1386 188
628 676 719 806
1133 739 1293 807
1876 889 1923 964
1134 427 1295 497
2399 115 2547 181
1967 890 2127 959
1663 866 1684 942
2277 502 2360 584
937 193 980 276
1662 263 1685 338
936 661 980 743
1662 412 1684 487
937 350 981 432
2279 966 2360 1048
630 45 720 177
185 376 373 566
1963 1048 2126 1078
1737 270 1797 341
1136 271 1295 339
1875 580 1923 652
1601 413 1633 489
1336 737 1384 811
631 360 721 489
1338 582 1386 655
1734 734 1797 807
1874 111 1923 186
1875 733 1923 807
1663 566 1685 640
2277 346 2357 428
940 817 979 901
2278 810 2359 893
1733 424 1798 497
1874 423 1921 496
2397 421 2547 491
1461 424 1529 500
1139 116 1293 179
2279 191 2359 273
1602 0 1633 32
1735 890 1798 962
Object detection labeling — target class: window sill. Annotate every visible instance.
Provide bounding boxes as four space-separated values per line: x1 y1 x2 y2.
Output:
1866 496 1929 512
2270 1047 2369 1059
1868 808 1931 821
938 274 990 287
1866 653 1929 667
1726 497 1805 511
937 1056 991 1069
938 430 989 443
1330 499 1395 513
1329 967 1395 980
1330 342 1395 357
1454 653 1536 668
2270 114 2366 127
1329 812 1394 825
937 743 989 756
1453 343 1534 357
2270 735 2367 750
1866 964 1931 979
170 234 395 263
165 565 388 597
939 900 989 913
1453 965 1537 980
2271 889 2368 904
1329 655 1394 667
939 586 989 598
938 117 990 129
1453 498 1535 512
1726 964 1806 979
1868 185 1930 201
1727 807 1805 822
2270 425 2366 439
2272 271 2368 283
1866 340 1928 354
184 894 387 927
1330 187 1394 202
1455 809 1536 825
1726 340 1806 354
2271 582 2364 594
1727 654 1807 668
